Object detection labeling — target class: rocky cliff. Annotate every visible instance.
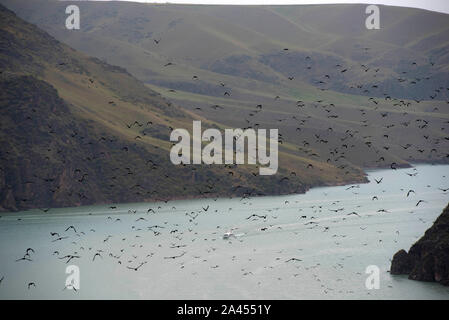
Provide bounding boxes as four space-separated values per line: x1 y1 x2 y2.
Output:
390 203 449 286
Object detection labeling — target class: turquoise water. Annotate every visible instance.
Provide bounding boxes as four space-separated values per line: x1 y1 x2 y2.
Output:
0 164 448 299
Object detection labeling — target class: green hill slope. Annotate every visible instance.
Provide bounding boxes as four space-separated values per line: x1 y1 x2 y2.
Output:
1 2 448 211
4 1 448 100
3 0 447 170
1 4 335 211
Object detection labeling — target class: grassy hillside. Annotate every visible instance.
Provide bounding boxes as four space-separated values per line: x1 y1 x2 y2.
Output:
2 0 448 170
1 1 448 211
4 1 449 99
1 4 336 212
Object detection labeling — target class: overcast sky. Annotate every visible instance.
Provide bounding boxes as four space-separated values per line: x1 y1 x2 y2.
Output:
99 0 449 14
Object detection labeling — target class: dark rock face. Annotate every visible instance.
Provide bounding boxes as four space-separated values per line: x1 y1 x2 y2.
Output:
390 250 413 275
390 203 449 286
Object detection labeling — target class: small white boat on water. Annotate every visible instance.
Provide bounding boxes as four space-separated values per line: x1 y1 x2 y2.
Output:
223 230 235 239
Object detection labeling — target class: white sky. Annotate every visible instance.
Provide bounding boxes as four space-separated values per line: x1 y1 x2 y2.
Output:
94 0 449 14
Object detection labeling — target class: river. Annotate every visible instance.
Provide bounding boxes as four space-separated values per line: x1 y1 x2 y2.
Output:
0 164 448 299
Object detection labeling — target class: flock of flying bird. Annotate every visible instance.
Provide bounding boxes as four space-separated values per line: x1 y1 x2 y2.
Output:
1 28 449 297
158 42 449 172
9 33 449 209
2 167 448 295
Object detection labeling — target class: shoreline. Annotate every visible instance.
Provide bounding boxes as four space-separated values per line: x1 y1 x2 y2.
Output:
0 169 370 214
3 162 447 215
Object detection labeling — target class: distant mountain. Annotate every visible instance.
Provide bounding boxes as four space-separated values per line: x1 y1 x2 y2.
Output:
2 0 447 171
391 203 449 286
4 1 449 101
